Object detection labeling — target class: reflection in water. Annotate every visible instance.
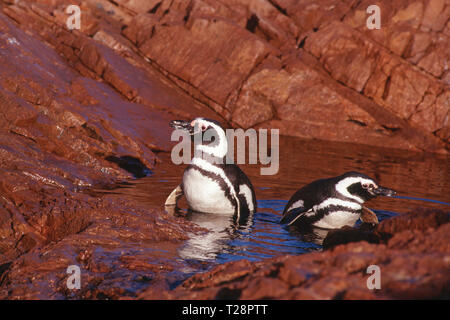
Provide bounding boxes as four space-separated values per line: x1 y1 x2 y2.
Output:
169 199 322 263
175 209 254 262
286 225 334 246
165 204 254 261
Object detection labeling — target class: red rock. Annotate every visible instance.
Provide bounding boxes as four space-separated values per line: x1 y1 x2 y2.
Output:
305 21 448 149
113 0 161 14
416 39 450 78
182 259 256 290
122 13 158 46
376 208 450 237
139 17 272 109
240 277 289 299
277 260 315 286
111 0 450 151
422 0 447 31
323 227 380 250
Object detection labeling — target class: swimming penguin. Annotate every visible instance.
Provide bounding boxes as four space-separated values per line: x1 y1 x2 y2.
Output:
165 117 257 221
280 171 396 229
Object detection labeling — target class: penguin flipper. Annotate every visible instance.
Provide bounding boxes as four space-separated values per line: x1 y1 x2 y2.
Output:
360 206 378 225
165 184 184 207
280 206 308 225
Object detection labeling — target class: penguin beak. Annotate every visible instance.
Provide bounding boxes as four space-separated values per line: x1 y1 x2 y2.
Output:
372 185 396 197
170 120 195 135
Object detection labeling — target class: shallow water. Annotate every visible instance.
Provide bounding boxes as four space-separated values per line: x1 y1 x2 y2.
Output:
103 136 449 272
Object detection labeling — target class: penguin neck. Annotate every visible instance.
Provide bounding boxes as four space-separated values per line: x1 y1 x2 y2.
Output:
192 148 227 166
193 126 228 165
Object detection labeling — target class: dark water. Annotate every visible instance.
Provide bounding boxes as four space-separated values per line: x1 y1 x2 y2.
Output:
104 136 449 270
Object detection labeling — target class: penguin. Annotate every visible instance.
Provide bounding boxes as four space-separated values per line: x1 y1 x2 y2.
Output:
280 171 396 229
165 117 257 221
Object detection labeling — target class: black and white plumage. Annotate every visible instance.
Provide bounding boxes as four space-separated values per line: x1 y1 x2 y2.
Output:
280 172 395 229
165 117 256 220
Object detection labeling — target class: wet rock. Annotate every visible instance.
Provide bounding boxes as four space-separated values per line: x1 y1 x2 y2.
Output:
240 277 289 299
376 208 450 239
182 259 257 290
323 208 450 249
322 225 380 250
0 196 202 299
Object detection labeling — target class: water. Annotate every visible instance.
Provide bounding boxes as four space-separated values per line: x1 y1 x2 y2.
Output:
175 199 322 267
100 136 449 271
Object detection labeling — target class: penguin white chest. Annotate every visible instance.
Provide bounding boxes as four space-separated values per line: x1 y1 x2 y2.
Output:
313 210 361 229
183 168 235 214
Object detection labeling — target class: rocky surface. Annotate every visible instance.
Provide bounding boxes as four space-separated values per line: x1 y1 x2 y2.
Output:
0 0 448 299
0 195 203 299
126 0 449 152
0 0 447 153
140 209 450 299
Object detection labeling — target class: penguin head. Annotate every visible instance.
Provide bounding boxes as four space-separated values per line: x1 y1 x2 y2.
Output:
170 117 223 134
170 118 228 158
335 171 396 203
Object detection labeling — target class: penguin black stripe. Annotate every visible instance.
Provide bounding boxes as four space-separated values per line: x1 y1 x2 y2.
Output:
286 205 361 226
185 163 239 214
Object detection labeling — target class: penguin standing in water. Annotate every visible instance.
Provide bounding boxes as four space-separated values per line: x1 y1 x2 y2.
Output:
165 118 256 221
280 171 396 229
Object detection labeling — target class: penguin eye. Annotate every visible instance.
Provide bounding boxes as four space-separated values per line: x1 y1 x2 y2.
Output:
193 121 207 132
196 122 207 131
362 183 369 189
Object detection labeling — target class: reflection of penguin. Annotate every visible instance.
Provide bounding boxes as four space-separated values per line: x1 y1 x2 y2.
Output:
174 208 253 262
287 225 331 246
280 172 396 229
166 118 256 223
